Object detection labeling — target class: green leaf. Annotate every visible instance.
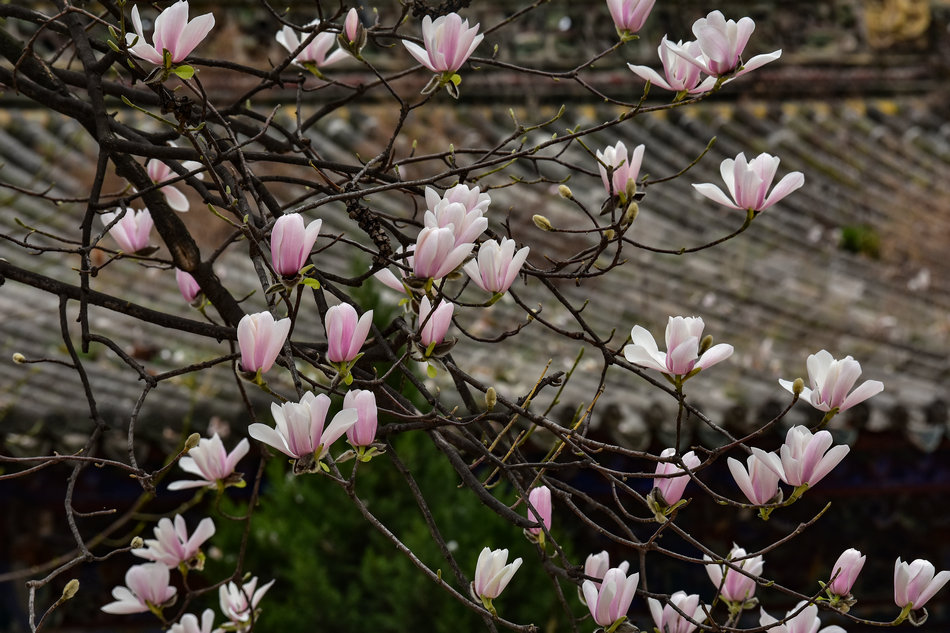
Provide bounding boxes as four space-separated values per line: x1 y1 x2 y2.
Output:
426 364 438 379
449 73 461 87
172 64 195 80
302 278 321 289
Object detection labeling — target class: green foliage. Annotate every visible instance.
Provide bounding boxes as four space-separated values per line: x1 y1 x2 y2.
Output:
839 224 881 259
209 431 573 632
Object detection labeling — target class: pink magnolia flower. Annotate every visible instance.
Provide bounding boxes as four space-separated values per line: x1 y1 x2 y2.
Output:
580 551 630 605
472 547 522 601
780 350 884 413
760 603 847 633
727 453 781 505
606 0 656 37
175 268 201 304
463 238 529 295
623 316 733 378
526 486 552 537
271 213 322 277
705 544 763 603
344 389 378 447
426 184 491 218
219 576 275 628
412 226 474 280
132 514 216 568
628 37 717 94
648 591 706 633
894 558 950 610
325 303 373 364
828 548 865 597
418 296 454 347
126 1 215 66
753 425 849 488
169 610 216 633
276 21 348 69
237 311 291 374
248 392 357 461
101 208 153 253
424 189 489 247
596 141 644 200
653 448 701 506
101 562 177 614
694 152 804 213
669 11 781 78
168 433 249 491
582 567 640 628
146 159 202 212
403 13 483 74
344 8 361 44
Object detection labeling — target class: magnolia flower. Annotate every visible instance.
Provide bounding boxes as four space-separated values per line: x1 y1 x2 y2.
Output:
894 558 950 610
472 547 522 602
623 316 733 378
412 226 474 280
693 152 804 213
101 208 153 253
653 448 701 506
219 576 275 629
271 213 322 278
426 184 491 218
126 1 214 66
132 514 216 568
343 8 362 45
760 603 847 633
237 311 291 374
168 433 249 491
582 567 640 629
606 0 656 38
325 303 373 364
344 389 378 447
175 268 201 304
169 610 216 633
525 486 552 537
424 198 488 247
647 591 706 633
753 425 849 488
101 563 177 614
670 11 781 78
276 21 348 69
403 13 483 74
418 296 454 348
780 350 884 414
727 453 781 506
146 159 203 212
628 37 716 94
463 238 530 294
596 141 644 200
828 548 865 597
248 392 357 461
580 552 630 606
705 545 763 603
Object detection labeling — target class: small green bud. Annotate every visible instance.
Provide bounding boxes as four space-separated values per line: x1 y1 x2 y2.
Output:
792 377 805 396
61 579 80 601
130 536 144 549
485 387 497 411
603 229 616 240
184 433 201 452
557 185 573 199
12 353 26 364
622 201 639 226
532 215 554 231
698 334 713 355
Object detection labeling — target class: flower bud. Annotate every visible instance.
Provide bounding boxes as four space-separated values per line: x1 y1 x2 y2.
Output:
699 334 714 355
485 387 497 410
792 377 804 396
558 184 573 199
532 215 554 231
12 353 26 364
61 579 80 601
622 201 639 225
184 433 201 452
130 536 145 549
